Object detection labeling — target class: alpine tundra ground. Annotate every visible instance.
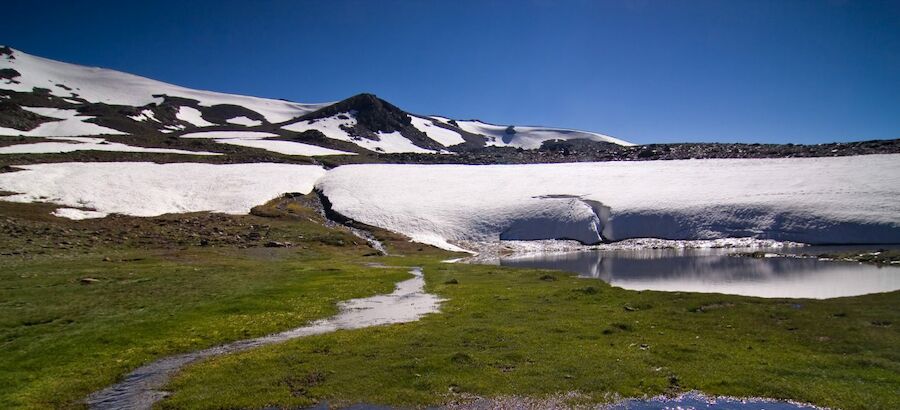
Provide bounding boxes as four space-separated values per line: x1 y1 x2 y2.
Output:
1 200 898 410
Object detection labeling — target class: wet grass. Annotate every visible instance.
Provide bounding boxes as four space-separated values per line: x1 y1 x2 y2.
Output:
0 247 409 409
162 258 900 410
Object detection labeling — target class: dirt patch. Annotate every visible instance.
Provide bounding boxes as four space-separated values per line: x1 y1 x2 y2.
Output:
0 101 60 131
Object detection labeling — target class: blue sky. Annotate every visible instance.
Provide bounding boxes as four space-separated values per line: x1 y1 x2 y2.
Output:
3 0 898 144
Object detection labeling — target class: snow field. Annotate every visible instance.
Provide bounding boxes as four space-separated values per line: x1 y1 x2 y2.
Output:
316 155 900 251
409 115 465 146
1 48 328 122
283 113 439 153
0 162 326 219
0 136 220 155
454 120 634 149
179 131 355 156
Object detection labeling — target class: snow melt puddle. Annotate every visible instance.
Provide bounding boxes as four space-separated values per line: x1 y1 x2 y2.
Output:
608 391 824 409
86 267 443 410
498 245 900 299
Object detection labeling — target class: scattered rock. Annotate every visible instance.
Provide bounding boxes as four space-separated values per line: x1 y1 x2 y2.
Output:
264 241 292 248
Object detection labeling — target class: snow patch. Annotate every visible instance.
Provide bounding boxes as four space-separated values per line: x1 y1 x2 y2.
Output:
283 113 357 141
214 139 356 156
180 130 355 156
284 113 439 153
316 155 900 251
0 162 325 219
372 131 438 154
128 109 159 123
225 116 263 127
1 48 328 122
454 119 633 148
175 106 215 127
0 136 220 155
409 115 465 146
180 131 278 139
53 208 107 219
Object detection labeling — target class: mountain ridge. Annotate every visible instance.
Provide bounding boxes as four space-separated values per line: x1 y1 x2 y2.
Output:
0 46 631 155
1 46 897 164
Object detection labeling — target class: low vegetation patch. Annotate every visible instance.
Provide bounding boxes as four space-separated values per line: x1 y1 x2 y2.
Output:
162 259 900 410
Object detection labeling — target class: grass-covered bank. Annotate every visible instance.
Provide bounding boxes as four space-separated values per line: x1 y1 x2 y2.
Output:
163 258 900 410
0 247 410 409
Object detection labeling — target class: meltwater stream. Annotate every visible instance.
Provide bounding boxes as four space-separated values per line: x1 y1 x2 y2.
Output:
85 267 442 410
500 246 900 299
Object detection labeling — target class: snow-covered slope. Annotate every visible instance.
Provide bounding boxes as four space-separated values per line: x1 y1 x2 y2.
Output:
0 136 219 155
180 130 356 156
453 119 634 149
283 112 439 154
0 47 328 122
0 162 325 219
316 155 900 251
2 47 635 153
409 115 466 146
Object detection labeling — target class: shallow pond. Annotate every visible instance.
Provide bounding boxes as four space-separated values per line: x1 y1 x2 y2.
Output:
500 245 900 299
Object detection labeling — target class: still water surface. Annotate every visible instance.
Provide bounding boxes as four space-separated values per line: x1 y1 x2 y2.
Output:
500 246 900 299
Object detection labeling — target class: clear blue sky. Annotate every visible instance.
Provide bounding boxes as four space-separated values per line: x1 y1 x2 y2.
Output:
3 0 898 144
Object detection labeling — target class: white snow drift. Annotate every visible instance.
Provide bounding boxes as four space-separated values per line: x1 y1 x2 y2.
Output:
225 116 262 127
175 106 215 127
316 155 900 251
1 48 328 122
409 115 465 146
452 119 634 149
215 139 356 156
283 113 438 154
3 48 636 151
0 136 219 155
0 162 325 219
179 130 355 156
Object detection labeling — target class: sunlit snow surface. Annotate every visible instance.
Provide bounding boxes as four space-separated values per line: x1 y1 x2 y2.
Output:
180 131 355 156
225 116 262 126
128 109 159 123
284 113 439 153
317 155 900 251
0 162 325 219
0 48 328 122
409 115 465 146
0 136 220 155
453 119 634 149
175 106 215 127
215 138 355 156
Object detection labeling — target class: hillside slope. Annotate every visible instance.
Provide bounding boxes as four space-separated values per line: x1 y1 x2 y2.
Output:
1 47 633 156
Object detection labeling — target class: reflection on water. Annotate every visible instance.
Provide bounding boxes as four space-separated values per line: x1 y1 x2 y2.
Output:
500 246 900 299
